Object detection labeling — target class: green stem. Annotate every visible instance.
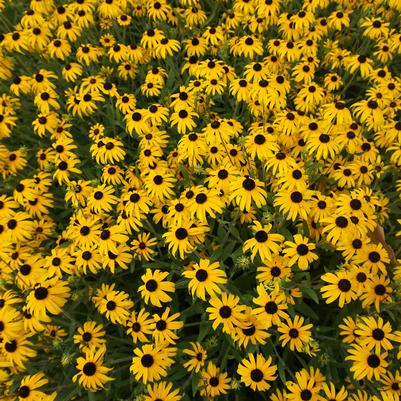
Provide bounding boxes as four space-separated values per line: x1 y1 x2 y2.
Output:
272 345 295 381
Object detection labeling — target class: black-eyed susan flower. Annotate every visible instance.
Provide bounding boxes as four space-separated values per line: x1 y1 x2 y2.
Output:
322 214 355 245
43 247 73 278
0 306 23 342
278 315 313 352
199 361 231 398
97 224 128 256
380 371 401 394
73 245 103 275
26 277 70 320
87 185 118 214
207 292 246 334
1 211 34 243
16 372 54 401
339 316 361 345
253 284 289 326
152 307 183 345
93 285 133 325
121 188 152 220
360 274 393 312
1 335 37 369
182 258 227 300
353 243 390 274
183 342 207 373
274 189 312 221
187 187 224 222
144 170 176 202
163 222 209 259
144 381 182 401
243 221 284 262
349 264 370 295
53 156 82 185
169 108 198 134
73 347 112 391
138 269 175 307
90 138 126 164
233 306 270 347
346 344 388 381
320 270 358 308
285 368 323 401
74 321 106 352
283 235 318 270
237 353 277 391
0 289 21 310
165 199 192 227
130 342 176 384
355 316 397 353
306 128 341 160
126 309 154 344
230 176 267 212
131 232 157 261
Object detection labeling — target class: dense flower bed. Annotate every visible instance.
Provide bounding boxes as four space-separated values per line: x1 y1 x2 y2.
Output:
1 0 401 400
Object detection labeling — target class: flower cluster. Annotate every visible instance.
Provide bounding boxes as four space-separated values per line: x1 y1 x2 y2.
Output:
1 0 401 400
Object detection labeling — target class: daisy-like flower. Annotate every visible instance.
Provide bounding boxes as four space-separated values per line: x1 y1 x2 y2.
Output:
354 316 397 353
243 221 284 262
1 335 37 369
26 276 70 320
360 275 393 312
346 344 388 381
126 308 154 344
233 306 270 348
286 368 324 401
230 176 267 212
94 286 133 325
152 307 183 345
199 362 231 399
163 222 209 259
87 184 118 214
17 372 53 401
182 258 227 300
352 243 390 274
131 232 157 261
206 292 247 334
183 342 207 373
283 234 318 270
138 269 175 307
144 381 182 401
130 342 176 384
169 108 198 134
73 321 106 352
0 306 23 341
320 270 358 307
1 211 34 243
278 315 313 352
237 353 277 391
73 347 113 391
252 284 289 326
274 189 312 221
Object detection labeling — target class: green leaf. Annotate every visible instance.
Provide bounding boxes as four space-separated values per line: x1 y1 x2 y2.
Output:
295 301 319 321
175 279 188 290
280 228 293 241
302 287 320 304
278 359 286 384
88 391 97 401
198 321 211 342
192 373 200 396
